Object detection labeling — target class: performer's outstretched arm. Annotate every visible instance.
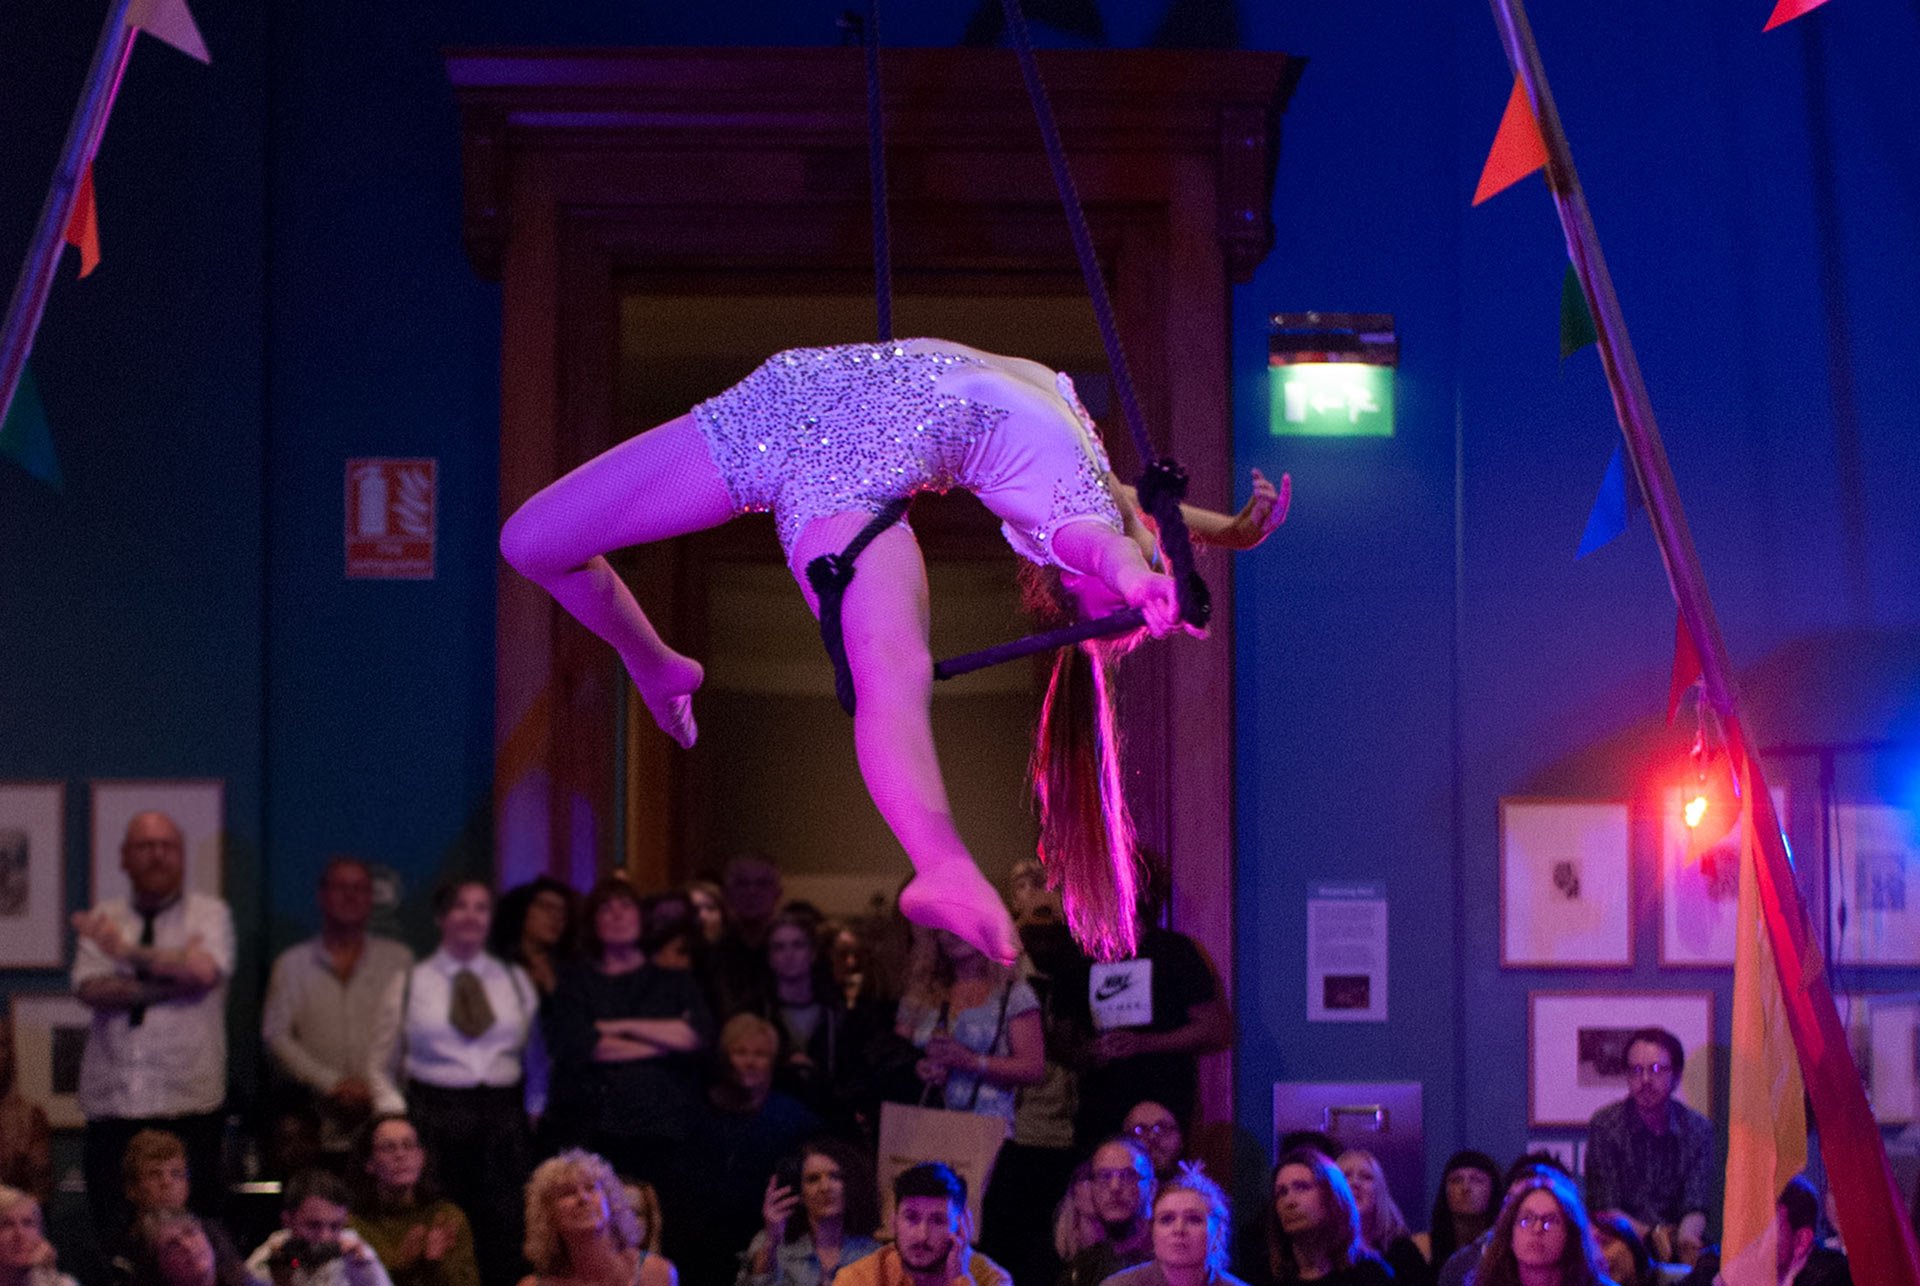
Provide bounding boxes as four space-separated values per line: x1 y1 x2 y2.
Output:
1116 466 1291 551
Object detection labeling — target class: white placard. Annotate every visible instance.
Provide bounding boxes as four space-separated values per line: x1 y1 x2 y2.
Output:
1307 883 1387 1022
1090 959 1154 1031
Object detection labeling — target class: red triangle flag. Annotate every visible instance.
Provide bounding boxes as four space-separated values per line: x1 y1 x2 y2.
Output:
1765 0 1834 31
1667 611 1704 724
1472 77 1548 206
63 165 101 278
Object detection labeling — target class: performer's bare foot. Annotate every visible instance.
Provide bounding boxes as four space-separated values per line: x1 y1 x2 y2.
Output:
900 862 1020 966
631 652 703 749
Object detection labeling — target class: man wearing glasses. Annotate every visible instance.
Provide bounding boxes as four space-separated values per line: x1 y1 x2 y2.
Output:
1058 1137 1156 1286
1582 1026 1715 1264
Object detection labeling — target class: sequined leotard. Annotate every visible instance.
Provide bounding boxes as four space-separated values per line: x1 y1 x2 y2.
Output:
691 340 1124 570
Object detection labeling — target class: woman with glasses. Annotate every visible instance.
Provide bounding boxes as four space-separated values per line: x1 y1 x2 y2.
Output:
1470 1172 1615 1286
1337 1150 1429 1286
348 1115 478 1286
1255 1148 1391 1285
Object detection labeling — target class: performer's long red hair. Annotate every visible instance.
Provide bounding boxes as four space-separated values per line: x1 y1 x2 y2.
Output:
1022 563 1142 962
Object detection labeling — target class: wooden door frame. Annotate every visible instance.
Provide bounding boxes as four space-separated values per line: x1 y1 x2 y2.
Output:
451 45 1300 1128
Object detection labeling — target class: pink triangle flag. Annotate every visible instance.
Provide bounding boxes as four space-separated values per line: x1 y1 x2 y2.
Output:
1473 78 1548 206
126 0 210 63
1765 0 1834 30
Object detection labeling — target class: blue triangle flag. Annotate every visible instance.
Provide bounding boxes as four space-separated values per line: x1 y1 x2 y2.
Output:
1 366 67 491
1576 443 1635 557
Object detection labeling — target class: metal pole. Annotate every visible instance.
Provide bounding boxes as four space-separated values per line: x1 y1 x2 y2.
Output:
1485 3 1920 1280
0 0 140 434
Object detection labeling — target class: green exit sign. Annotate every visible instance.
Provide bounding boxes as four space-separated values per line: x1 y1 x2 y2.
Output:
1269 362 1395 438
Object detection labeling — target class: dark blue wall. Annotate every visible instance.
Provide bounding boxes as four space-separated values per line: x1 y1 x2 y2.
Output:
4 0 1917 1219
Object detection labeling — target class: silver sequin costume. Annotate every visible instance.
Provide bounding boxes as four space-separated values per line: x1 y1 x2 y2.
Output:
691 340 1124 570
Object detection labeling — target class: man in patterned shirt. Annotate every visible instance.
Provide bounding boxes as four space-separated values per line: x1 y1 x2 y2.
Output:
1583 1026 1715 1263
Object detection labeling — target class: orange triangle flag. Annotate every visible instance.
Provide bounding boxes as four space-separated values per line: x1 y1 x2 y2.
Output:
1473 77 1548 206
1667 612 1703 724
63 165 101 278
1764 0 1833 31
126 0 211 63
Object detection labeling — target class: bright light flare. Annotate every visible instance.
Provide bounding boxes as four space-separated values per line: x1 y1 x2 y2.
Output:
1684 794 1710 828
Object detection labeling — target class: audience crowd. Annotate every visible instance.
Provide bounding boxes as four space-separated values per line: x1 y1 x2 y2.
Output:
0 809 1870 1286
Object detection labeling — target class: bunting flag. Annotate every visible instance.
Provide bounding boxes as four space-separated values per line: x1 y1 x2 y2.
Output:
1715 759 1807 1286
0 366 66 491
1473 77 1548 206
1667 612 1703 723
126 0 211 62
1560 263 1597 360
62 164 101 278
1576 444 1641 558
1764 0 1834 31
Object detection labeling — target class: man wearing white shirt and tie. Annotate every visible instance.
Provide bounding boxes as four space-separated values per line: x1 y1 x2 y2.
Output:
70 811 234 1231
367 879 538 1286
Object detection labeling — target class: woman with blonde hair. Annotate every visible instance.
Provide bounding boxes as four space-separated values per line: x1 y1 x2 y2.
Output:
894 929 1043 1131
0 1186 75 1286
1052 1162 1103 1266
519 1151 672 1286
1336 1149 1429 1286
1106 1164 1248 1286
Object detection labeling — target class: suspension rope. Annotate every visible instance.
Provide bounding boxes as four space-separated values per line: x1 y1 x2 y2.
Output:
860 0 894 342
995 0 1208 630
807 0 1212 716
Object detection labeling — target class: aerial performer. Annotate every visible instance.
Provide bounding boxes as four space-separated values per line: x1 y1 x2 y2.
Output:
499 338 1286 967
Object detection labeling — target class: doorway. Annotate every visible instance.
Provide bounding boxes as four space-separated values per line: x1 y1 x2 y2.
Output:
613 280 1113 913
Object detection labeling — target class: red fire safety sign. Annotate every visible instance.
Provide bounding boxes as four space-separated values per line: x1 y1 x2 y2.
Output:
345 458 436 579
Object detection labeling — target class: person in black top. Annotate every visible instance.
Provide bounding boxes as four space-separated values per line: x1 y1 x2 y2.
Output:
542 876 714 1188
1252 1148 1392 1286
752 910 891 1137
1057 860 1232 1146
1418 1150 1500 1272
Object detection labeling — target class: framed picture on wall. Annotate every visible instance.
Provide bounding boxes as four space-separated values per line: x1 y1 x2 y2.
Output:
1659 785 1788 967
1830 805 1920 966
89 780 225 906
1864 994 1920 1124
7 992 93 1128
1528 990 1713 1127
0 783 66 969
1499 799 1632 967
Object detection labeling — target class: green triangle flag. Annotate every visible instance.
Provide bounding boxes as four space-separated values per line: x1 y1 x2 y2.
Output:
1560 263 1598 361
1 366 68 491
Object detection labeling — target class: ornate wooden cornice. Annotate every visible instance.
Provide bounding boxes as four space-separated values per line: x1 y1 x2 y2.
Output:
447 47 1301 281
